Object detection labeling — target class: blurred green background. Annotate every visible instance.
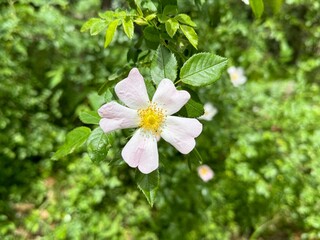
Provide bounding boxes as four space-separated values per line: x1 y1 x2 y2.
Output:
1 0 320 239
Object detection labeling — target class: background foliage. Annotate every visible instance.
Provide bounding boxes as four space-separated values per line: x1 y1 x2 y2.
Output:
1 0 319 239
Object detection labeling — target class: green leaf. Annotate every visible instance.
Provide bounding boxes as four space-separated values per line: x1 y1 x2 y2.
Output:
141 1 157 11
104 89 114 102
175 14 196 27
180 25 198 49
104 19 119 48
90 19 107 36
250 0 264 18
134 18 147 25
143 26 160 49
79 111 100 125
177 89 204 118
47 66 64 88
52 127 91 160
127 47 141 63
145 13 157 21
87 127 114 164
151 45 177 85
183 99 204 118
165 18 179 38
180 53 228 87
145 80 156 99
88 92 105 110
163 5 178 18
98 80 116 95
98 11 114 20
143 26 159 42
134 0 143 16
161 0 177 7
136 170 159 207
122 17 134 39
114 11 126 19
80 18 101 33
265 0 283 13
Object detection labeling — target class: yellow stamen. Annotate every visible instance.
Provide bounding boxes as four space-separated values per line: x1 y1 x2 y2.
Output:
138 103 165 135
231 72 239 81
199 167 209 175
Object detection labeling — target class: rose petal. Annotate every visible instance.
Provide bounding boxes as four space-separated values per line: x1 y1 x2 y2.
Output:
115 68 149 109
231 76 247 87
161 116 202 154
237 67 245 75
122 129 159 174
98 101 139 133
227 66 237 75
152 78 190 115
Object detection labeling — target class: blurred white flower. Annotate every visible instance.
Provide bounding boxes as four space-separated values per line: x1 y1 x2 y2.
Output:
252 106 260 113
197 165 214 182
227 66 247 87
199 103 218 121
242 0 250 5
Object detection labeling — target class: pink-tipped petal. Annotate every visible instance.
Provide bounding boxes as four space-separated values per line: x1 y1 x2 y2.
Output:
161 116 202 154
98 101 139 133
152 79 190 115
122 129 159 174
115 68 149 109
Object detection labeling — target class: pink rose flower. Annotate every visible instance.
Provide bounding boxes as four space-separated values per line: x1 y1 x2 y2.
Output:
98 68 203 174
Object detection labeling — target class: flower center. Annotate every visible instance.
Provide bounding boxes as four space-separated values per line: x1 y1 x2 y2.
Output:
231 72 239 81
200 167 209 175
138 103 165 135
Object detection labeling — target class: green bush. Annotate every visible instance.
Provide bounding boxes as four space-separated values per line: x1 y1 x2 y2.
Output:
1 0 320 239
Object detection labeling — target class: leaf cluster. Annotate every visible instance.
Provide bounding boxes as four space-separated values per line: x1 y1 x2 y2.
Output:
80 0 199 49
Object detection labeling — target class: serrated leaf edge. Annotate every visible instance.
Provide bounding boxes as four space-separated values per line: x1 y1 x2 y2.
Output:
180 52 228 80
